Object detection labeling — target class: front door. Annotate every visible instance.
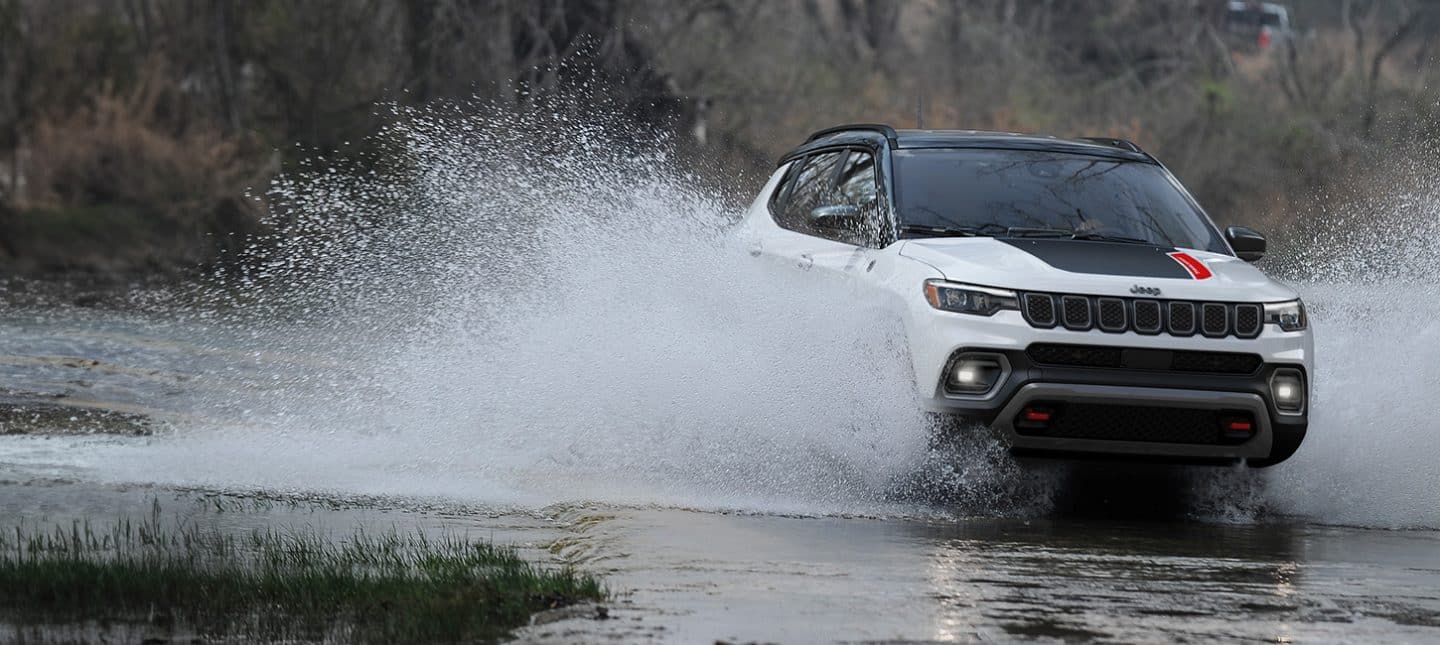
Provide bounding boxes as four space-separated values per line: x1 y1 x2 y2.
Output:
761 148 884 277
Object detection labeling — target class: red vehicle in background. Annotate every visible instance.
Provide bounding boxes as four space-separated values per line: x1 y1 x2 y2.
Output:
1226 1 1292 51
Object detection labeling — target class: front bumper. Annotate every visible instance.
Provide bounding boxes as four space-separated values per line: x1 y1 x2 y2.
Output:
995 383 1273 459
928 346 1308 463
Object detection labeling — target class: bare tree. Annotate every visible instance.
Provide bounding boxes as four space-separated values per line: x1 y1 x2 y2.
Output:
1364 6 1428 137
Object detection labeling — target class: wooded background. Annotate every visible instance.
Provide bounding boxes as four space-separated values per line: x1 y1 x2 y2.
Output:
1 0 1437 277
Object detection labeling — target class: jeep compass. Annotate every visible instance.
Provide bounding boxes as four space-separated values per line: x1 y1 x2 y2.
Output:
738 124 1311 466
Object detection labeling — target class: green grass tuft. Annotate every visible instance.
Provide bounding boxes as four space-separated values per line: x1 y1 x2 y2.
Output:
0 501 605 642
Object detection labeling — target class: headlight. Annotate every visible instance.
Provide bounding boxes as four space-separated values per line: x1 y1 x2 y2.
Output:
923 280 1019 316
1264 299 1307 332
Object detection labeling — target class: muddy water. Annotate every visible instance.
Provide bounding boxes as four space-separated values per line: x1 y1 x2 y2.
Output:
0 306 1438 643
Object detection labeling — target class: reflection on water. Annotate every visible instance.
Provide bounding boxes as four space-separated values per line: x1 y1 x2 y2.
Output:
913 518 1440 642
916 519 1307 641
512 506 1440 642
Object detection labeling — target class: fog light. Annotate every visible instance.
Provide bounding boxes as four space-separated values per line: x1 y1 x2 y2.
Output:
946 355 1005 395
1270 369 1306 413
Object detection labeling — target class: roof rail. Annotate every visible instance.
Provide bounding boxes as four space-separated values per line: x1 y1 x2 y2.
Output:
1075 137 1143 153
806 123 899 147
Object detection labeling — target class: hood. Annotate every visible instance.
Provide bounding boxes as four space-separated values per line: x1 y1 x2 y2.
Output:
898 237 1297 302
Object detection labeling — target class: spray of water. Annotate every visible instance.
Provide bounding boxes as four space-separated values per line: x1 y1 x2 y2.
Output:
56 103 1041 518
1255 167 1440 529
55 103 1440 528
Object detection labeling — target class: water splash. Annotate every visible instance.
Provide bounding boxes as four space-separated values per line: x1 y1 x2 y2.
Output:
1175 162 1440 529
1256 167 1440 529
14 103 1439 528
62 102 1043 518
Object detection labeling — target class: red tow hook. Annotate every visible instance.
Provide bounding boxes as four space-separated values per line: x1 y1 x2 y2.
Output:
1016 404 1055 434
1219 414 1256 443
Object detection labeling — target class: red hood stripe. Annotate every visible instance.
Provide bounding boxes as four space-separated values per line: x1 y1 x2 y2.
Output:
1167 252 1213 280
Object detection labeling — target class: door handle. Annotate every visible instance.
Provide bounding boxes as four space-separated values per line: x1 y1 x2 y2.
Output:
798 253 814 270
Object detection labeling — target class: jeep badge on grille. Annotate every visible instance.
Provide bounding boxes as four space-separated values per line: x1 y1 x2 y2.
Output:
1130 285 1162 296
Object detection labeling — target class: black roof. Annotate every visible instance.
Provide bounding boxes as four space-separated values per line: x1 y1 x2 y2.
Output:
780 124 1152 165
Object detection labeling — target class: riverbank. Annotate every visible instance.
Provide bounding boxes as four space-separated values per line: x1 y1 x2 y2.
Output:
0 202 247 284
0 499 605 643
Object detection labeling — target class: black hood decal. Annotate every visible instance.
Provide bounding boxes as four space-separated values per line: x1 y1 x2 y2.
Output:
999 238 1192 279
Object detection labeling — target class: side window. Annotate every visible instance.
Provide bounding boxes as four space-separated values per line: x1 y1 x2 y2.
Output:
779 151 845 233
836 150 878 210
770 149 885 247
767 163 799 217
829 150 883 246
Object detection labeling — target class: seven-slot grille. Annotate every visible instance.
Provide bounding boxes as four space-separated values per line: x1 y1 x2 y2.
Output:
1020 292 1263 339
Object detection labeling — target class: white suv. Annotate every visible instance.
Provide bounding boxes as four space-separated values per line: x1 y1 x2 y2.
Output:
739 125 1311 467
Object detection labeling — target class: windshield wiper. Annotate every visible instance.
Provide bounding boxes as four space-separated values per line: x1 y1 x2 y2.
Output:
1003 227 1077 238
1069 232 1159 246
901 224 1160 246
899 223 1008 238
1004 227 1158 246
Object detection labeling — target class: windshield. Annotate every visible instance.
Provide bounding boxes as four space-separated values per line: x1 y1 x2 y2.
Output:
892 148 1228 253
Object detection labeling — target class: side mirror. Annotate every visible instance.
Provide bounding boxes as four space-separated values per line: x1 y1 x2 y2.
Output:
1226 226 1267 262
809 204 862 229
